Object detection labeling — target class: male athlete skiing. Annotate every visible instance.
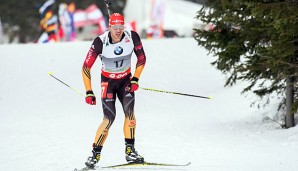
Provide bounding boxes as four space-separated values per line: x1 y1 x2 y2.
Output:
81 13 146 169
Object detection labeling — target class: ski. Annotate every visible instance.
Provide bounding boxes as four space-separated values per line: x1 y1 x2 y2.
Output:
102 161 191 168
74 161 191 170
74 166 98 171
73 167 86 171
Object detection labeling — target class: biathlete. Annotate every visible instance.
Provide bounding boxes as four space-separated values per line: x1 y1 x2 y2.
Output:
81 13 147 169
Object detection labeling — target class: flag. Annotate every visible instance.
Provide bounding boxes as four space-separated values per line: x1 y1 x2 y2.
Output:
149 0 166 38
74 4 107 34
39 0 55 16
37 32 49 43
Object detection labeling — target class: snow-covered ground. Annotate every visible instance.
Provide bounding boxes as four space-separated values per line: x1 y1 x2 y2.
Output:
1 38 298 171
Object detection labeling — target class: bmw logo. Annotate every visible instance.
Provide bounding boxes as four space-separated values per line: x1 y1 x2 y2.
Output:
114 46 123 55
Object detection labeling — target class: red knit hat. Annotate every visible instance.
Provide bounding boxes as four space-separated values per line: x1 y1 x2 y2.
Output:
109 13 124 25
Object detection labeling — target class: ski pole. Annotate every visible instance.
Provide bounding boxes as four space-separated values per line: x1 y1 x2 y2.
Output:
139 87 212 99
48 72 85 97
104 0 112 16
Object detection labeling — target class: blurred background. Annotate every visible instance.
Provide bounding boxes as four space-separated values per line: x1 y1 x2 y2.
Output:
0 0 207 44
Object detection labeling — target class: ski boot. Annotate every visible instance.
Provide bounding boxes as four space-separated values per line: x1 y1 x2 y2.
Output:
125 143 144 163
85 147 102 169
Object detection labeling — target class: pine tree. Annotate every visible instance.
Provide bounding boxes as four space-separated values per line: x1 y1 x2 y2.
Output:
194 0 298 128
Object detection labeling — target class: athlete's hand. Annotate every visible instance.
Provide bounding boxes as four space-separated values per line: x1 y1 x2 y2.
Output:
85 90 96 105
128 77 139 92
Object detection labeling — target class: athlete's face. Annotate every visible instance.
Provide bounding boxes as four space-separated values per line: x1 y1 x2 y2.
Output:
110 24 125 43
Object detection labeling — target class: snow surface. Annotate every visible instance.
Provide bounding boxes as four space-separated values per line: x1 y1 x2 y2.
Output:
1 38 298 171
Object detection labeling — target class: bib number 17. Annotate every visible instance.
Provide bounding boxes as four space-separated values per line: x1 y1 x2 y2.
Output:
114 60 124 68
